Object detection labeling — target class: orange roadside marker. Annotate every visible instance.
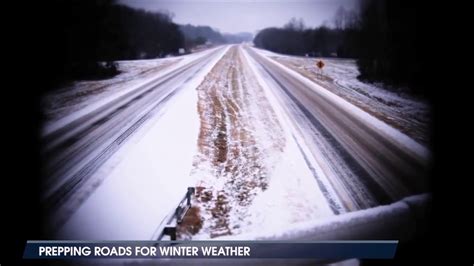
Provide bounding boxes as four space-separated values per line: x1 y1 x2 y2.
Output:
317 60 325 69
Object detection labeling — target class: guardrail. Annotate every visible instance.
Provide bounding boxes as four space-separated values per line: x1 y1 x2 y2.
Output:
216 193 430 241
155 187 195 240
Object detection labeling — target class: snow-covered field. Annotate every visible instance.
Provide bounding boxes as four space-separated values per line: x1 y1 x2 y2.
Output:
257 49 430 145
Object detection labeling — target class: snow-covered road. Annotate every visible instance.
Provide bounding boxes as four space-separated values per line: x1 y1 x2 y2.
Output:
45 46 230 237
257 49 431 145
244 46 429 211
43 44 430 241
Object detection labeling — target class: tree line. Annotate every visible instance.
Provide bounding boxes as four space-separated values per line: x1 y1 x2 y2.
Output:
254 0 425 96
180 24 253 48
254 11 359 57
44 0 255 88
45 0 184 86
357 0 422 95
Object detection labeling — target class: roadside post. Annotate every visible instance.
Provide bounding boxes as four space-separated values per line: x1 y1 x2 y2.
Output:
316 59 325 79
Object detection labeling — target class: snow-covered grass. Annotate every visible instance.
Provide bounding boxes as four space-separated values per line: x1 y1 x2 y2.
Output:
253 48 430 145
178 45 335 240
55 46 230 240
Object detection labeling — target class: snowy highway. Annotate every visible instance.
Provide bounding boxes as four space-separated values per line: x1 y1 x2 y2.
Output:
42 46 229 230
42 44 430 240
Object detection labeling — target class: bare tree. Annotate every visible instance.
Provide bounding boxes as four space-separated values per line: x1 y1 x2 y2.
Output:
333 6 347 29
284 17 305 31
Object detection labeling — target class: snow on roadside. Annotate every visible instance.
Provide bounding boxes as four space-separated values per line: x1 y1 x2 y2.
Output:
55 46 230 240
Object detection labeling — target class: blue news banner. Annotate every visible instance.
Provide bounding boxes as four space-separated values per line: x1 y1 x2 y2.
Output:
24 240 398 259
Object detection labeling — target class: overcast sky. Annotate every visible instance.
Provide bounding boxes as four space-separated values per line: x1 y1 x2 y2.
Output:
119 0 358 34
